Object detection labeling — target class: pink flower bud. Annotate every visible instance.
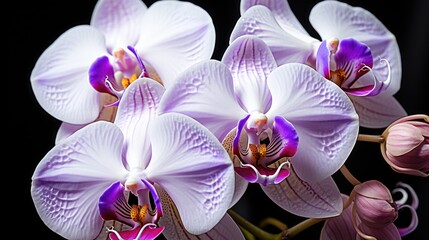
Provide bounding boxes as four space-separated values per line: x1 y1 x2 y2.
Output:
381 114 429 177
353 180 398 228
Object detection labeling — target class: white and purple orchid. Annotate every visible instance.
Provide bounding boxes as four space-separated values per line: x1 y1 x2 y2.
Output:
30 0 215 128
31 78 237 240
157 35 359 217
231 0 407 128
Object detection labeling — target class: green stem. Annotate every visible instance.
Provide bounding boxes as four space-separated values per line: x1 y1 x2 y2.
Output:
259 217 288 231
285 218 325 239
238 225 257 240
357 134 384 143
228 209 282 240
340 165 361 186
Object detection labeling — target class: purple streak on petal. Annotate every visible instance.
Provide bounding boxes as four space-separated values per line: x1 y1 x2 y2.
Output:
262 116 298 166
141 178 163 218
98 181 134 226
315 40 331 79
127 45 148 78
234 166 258 183
334 38 373 87
89 56 116 94
233 115 252 164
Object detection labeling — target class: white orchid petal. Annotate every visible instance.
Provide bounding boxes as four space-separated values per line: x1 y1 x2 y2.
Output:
157 60 247 140
114 78 165 170
261 167 342 218
31 25 108 124
31 122 128 239
222 35 275 113
137 1 215 87
145 113 235 235
266 63 359 182
349 94 407 128
91 0 147 49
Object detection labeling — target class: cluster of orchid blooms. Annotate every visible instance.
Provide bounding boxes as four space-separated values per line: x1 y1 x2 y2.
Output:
30 0 428 239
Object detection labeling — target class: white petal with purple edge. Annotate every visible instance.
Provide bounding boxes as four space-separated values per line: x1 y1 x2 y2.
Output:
261 167 342 218
240 0 309 35
145 113 235 235
222 35 275 113
136 1 215 88
309 1 401 95
349 94 407 128
230 5 317 65
266 63 358 182
157 60 247 140
31 122 128 240
114 78 165 170
91 0 147 50
30 25 108 124
157 187 245 240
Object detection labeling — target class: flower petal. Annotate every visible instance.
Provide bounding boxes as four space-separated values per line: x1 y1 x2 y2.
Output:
309 1 401 95
30 25 108 124
136 1 215 88
266 63 359 182
108 225 164 240
320 195 356 240
222 35 275 113
358 223 401 240
157 60 247 140
349 94 407 128
114 78 165 170
145 113 235 235
157 187 245 240
31 122 128 239
90 0 147 50
98 181 133 226
240 0 309 35
230 5 317 65
55 122 86 144
261 166 342 218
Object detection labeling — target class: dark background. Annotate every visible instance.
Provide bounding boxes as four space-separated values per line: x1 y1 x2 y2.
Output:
10 0 428 239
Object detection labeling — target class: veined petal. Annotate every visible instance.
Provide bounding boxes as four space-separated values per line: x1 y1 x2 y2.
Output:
266 63 359 182
91 0 147 50
158 187 245 240
30 25 108 124
222 35 275 113
55 122 86 144
108 224 164 240
31 122 128 240
349 94 407 128
230 5 317 65
114 78 165 170
157 60 247 140
99 181 134 226
136 1 215 88
145 113 235 235
358 223 401 240
309 1 401 95
240 0 309 35
320 195 356 240
261 166 342 218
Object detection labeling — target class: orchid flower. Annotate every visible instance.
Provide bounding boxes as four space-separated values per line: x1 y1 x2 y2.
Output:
231 0 407 128
31 78 236 239
30 0 215 128
157 35 358 217
320 181 419 240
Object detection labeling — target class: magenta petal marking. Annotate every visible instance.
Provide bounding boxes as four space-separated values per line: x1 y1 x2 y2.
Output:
108 224 165 240
334 38 373 86
261 116 298 168
236 161 290 186
234 165 258 183
89 56 117 94
315 40 331 79
98 181 133 226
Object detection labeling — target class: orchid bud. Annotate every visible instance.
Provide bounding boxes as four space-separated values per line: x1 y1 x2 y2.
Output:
353 180 398 228
381 114 429 177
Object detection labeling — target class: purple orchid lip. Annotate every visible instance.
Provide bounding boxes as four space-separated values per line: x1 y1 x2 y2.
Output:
232 114 298 185
89 55 118 95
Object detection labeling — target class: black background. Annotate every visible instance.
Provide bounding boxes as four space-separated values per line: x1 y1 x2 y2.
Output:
10 0 428 239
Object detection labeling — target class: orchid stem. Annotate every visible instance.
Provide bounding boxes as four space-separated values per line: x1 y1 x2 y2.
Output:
340 165 361 186
259 217 288 231
228 209 282 240
285 218 325 238
238 225 257 240
357 134 384 143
